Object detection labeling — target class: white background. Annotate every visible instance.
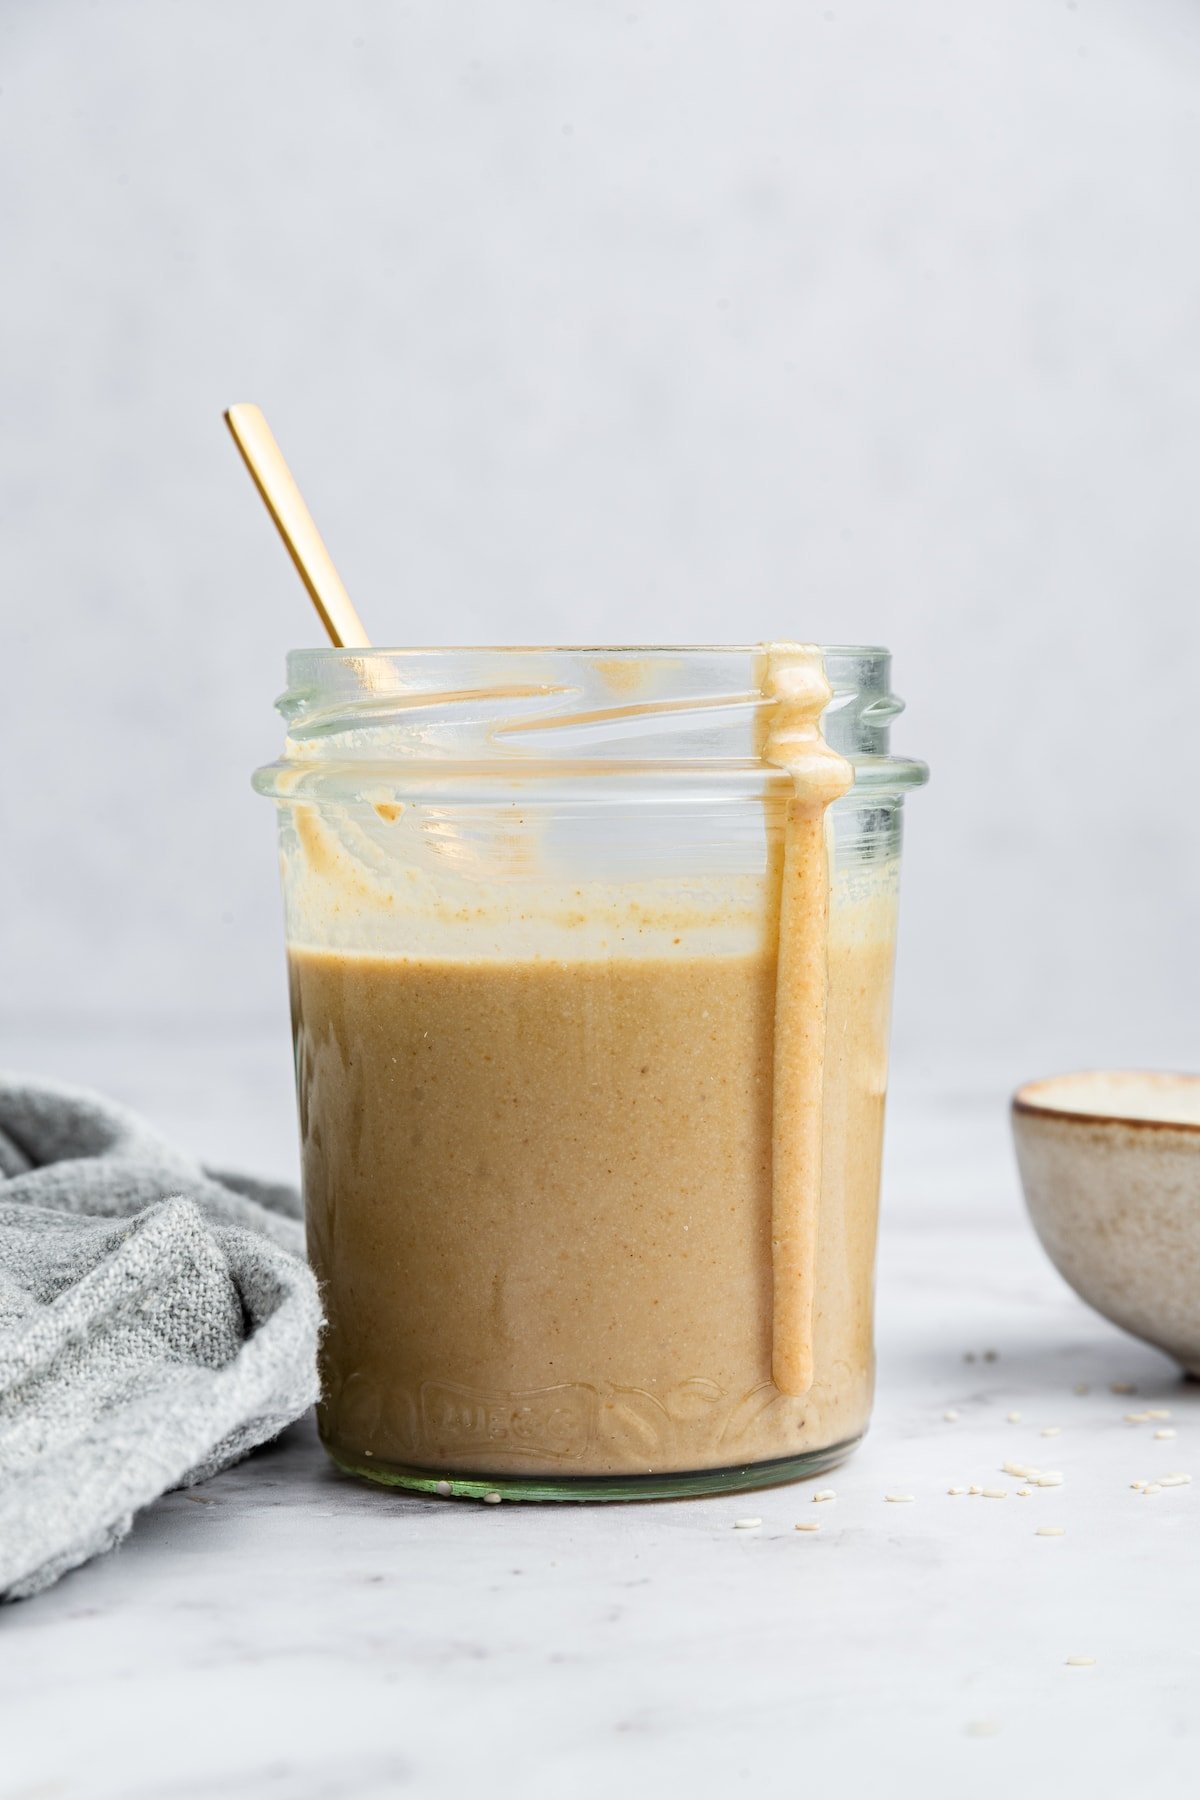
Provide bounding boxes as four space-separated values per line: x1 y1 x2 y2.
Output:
4 0 1200 1156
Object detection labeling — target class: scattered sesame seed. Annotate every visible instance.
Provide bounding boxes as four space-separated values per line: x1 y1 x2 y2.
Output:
968 1484 983 1495
813 1489 836 1503
483 1491 502 1505
885 1493 915 1503
1037 1526 1066 1537
947 1486 966 1495
1111 1382 1136 1395
1066 1655 1096 1667
733 1517 762 1528
1142 1484 1163 1496
1155 1429 1177 1440
1035 1473 1064 1488
1041 1427 1062 1438
1007 1411 1022 1423
982 1488 1008 1499
1147 1408 1172 1420
794 1520 821 1532
1016 1487 1032 1497
944 1409 960 1422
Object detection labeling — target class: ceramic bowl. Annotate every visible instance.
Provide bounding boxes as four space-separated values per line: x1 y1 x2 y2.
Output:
1013 1071 1200 1377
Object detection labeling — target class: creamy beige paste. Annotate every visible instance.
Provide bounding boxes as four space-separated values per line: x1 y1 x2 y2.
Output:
288 645 895 1479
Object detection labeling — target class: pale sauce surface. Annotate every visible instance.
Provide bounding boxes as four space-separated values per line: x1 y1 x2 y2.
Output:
291 898 895 1477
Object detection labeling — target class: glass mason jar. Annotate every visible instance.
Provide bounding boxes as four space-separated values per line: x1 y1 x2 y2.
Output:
254 645 926 1500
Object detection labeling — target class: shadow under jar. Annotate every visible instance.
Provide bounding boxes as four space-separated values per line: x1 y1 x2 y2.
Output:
254 645 927 1500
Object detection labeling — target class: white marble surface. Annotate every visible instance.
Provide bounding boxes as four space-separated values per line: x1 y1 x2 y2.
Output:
2 1031 1197 1799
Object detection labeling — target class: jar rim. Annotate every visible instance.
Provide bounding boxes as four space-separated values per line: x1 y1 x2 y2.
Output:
258 643 926 802
285 641 890 661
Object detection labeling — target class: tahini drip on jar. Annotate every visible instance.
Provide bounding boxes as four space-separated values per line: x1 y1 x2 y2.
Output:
758 644 853 1398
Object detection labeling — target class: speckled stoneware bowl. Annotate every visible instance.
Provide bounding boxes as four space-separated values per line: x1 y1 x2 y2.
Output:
1013 1071 1200 1377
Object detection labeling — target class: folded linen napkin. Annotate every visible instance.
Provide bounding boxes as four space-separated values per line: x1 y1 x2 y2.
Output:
0 1075 320 1601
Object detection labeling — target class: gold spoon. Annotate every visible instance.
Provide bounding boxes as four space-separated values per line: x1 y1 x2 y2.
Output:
224 403 371 649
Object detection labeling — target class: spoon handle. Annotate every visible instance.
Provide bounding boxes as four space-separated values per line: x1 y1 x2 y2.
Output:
225 403 371 649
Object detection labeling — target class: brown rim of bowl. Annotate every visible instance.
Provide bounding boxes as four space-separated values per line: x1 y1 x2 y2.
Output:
1012 1070 1200 1134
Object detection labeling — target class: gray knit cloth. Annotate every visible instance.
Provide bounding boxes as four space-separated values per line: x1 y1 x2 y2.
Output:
0 1075 321 1602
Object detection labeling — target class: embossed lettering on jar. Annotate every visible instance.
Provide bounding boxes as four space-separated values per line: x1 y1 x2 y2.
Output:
255 645 927 1500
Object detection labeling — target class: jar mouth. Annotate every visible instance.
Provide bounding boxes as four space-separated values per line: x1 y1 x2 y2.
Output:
257 643 927 802
285 642 891 658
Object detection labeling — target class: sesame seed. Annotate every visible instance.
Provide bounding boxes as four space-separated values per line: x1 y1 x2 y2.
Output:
435 1480 452 1497
1066 1655 1096 1667
733 1517 762 1529
1035 1473 1064 1488
1142 1484 1163 1496
982 1488 1008 1499
813 1489 836 1503
794 1520 821 1532
1037 1526 1066 1537
483 1491 502 1505
1007 1411 1022 1423
947 1486 966 1495
885 1493 915 1503
1155 1428 1177 1440
1041 1427 1062 1438
944 1409 959 1422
